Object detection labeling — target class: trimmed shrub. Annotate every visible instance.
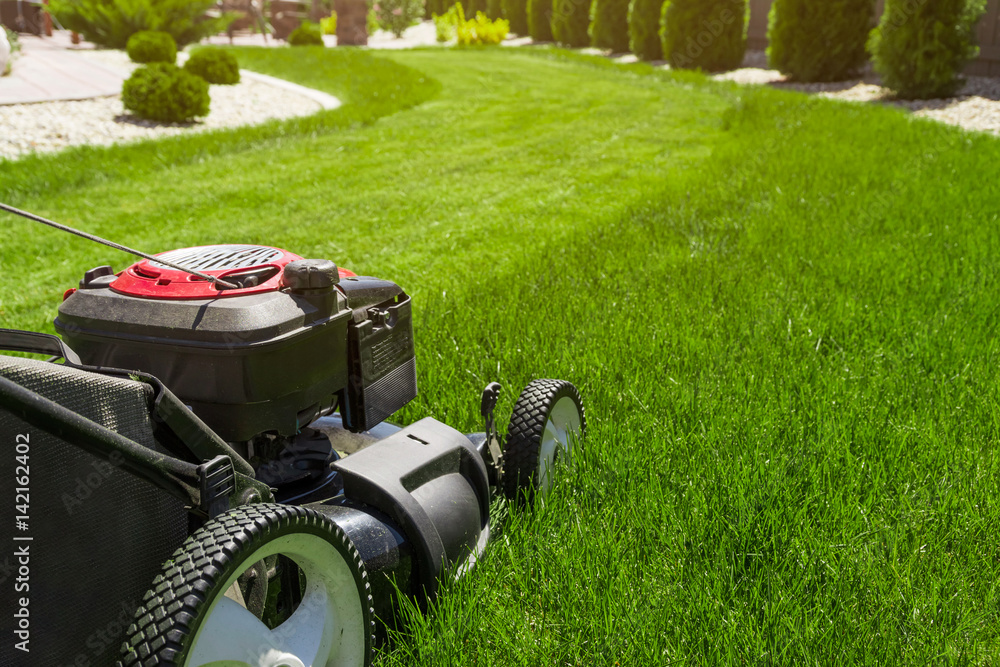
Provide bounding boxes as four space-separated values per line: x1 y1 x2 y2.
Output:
767 0 874 81
502 0 529 35
320 13 337 34
458 8 510 42
629 0 664 60
660 0 745 72
373 0 424 36
869 0 987 99
122 63 209 123
527 0 553 40
288 22 324 45
48 0 232 49
434 8 456 40
434 3 509 43
126 30 176 64
550 0 590 47
591 0 629 52
184 48 240 85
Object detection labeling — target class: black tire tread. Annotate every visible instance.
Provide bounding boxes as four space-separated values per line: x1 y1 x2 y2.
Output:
501 378 585 502
117 503 375 667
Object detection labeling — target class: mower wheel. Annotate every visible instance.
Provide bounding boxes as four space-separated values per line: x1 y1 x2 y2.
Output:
502 379 585 503
118 503 374 667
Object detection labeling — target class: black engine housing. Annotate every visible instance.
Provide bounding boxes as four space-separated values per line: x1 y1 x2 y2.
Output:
55 252 417 443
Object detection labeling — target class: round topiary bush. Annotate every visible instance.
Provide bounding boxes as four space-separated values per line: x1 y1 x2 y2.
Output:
869 0 986 99
184 48 240 85
768 0 874 82
122 63 209 123
629 0 665 61
591 0 630 52
550 0 590 47
527 0 554 40
126 30 177 64
288 22 324 45
660 0 745 72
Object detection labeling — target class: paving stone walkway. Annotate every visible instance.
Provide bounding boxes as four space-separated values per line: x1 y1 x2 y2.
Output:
1 32 123 104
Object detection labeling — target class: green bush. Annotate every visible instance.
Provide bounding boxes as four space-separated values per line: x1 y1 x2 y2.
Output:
550 0 590 47
48 0 232 49
527 0 553 40
869 0 986 99
320 12 337 34
288 22 324 45
434 3 509 43
122 63 210 123
660 0 745 71
374 0 424 36
767 0 874 81
629 0 664 60
434 8 456 40
459 7 510 42
591 0 629 51
502 0 529 34
184 48 240 85
126 30 176 64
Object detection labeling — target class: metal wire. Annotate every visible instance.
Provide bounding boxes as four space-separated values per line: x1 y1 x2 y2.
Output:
0 203 238 289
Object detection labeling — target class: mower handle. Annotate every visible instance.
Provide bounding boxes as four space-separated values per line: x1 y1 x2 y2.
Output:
0 328 82 365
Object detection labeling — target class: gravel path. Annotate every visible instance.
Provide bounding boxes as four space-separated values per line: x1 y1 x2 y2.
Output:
0 49 323 160
714 49 1000 136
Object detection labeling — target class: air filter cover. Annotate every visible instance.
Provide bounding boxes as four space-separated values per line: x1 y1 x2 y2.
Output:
57 246 357 441
110 244 302 299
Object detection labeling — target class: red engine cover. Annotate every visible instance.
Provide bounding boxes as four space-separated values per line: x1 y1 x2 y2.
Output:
110 245 355 300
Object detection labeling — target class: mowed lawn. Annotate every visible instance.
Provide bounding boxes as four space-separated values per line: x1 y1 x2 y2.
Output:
3 47 1000 663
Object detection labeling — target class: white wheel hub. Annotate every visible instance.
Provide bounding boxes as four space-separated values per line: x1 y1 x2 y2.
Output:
536 396 582 496
186 533 366 667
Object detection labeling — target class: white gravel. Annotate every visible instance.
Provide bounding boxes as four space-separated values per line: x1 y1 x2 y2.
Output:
0 49 323 161
714 50 1000 136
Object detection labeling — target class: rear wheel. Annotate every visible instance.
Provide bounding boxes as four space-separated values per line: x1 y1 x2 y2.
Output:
119 503 374 667
502 379 585 504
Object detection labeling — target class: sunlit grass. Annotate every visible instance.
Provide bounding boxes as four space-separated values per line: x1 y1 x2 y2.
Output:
2 45 999 663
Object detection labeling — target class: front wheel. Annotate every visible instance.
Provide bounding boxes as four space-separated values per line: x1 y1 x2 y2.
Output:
119 503 374 667
502 379 585 504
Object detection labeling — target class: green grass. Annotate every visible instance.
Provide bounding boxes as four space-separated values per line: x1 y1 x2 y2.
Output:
3 46 1000 663
0 47 438 206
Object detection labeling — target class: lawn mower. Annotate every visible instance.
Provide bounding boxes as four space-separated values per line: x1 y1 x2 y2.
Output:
0 205 585 667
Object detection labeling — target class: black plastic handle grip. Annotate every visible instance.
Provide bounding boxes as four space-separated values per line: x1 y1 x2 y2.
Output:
0 328 82 365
